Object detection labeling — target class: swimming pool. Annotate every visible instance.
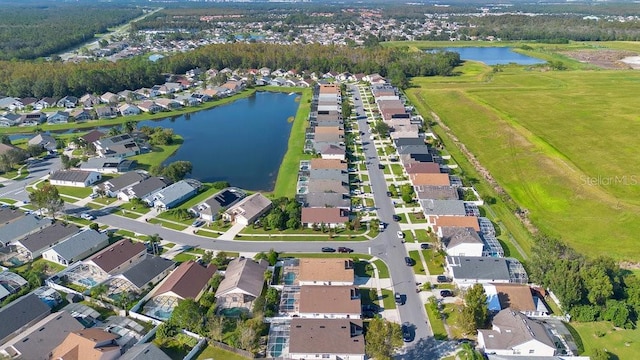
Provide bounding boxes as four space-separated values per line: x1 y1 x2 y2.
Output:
284 272 296 285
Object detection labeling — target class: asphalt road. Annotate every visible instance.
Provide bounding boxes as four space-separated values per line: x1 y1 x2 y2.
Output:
0 156 61 202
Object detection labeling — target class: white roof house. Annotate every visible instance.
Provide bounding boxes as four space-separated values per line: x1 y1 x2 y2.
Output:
223 193 272 226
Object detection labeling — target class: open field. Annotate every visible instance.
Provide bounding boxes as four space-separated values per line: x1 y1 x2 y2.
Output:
406 58 640 261
571 321 640 360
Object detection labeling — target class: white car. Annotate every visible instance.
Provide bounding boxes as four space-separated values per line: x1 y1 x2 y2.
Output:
80 213 95 220
397 231 405 239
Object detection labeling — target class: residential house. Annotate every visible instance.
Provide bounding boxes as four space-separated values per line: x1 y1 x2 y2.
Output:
143 179 200 210
115 256 176 292
439 226 484 257
152 260 217 301
0 272 28 301
42 229 109 266
71 108 94 122
56 96 78 108
119 176 170 202
405 162 442 174
298 258 354 286
288 318 365 360
13 223 79 260
190 188 245 222
0 97 23 111
101 92 121 104
49 169 101 187
0 143 19 157
118 90 145 102
85 239 147 275
80 157 137 174
28 133 58 152
301 207 350 228
0 311 84 360
163 82 183 93
34 97 57 110
483 283 549 317
155 98 181 110
95 106 118 119
215 257 268 313
94 134 141 158
309 158 348 171
174 94 199 107
296 286 361 319
446 256 521 288
223 193 273 225
119 343 172 360
432 215 480 232
478 309 557 357
19 111 46 125
0 113 20 127
270 77 286 87
137 100 162 113
47 111 70 124
410 173 451 186
0 213 52 247
222 80 243 93
303 192 351 209
81 129 105 145
415 185 459 201
51 328 121 360
98 171 148 197
119 103 141 116
80 94 101 107
0 293 50 344
307 179 349 194
320 144 346 160
419 199 467 216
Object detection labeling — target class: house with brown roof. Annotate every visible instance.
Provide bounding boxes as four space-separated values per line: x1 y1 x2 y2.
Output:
215 257 268 313
153 260 217 301
297 286 361 319
320 144 346 160
483 283 549 317
405 162 442 175
307 178 348 194
85 239 147 275
410 173 451 186
309 158 347 170
478 309 557 357
81 130 105 145
223 193 272 226
288 318 365 360
51 328 121 360
301 207 349 228
298 258 354 286
432 215 480 232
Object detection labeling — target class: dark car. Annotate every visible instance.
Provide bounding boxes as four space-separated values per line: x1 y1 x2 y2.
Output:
436 275 450 283
386 191 392 197
321 247 336 253
404 257 413 266
420 243 430 250
362 310 380 319
392 214 401 222
338 247 353 253
378 164 385 169
362 304 379 313
440 290 454 297
395 292 404 305
402 323 413 342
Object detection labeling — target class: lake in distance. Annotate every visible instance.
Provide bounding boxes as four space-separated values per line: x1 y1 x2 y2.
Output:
138 91 299 190
442 47 546 65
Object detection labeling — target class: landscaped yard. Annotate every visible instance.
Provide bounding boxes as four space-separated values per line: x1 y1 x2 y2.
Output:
173 252 198 263
381 289 396 310
425 301 447 340
442 303 465 339
414 229 432 242
408 250 426 275
408 212 428 224
53 185 93 199
423 249 445 275
128 136 184 171
373 259 390 278
147 218 188 231
571 321 640 360
196 345 249 360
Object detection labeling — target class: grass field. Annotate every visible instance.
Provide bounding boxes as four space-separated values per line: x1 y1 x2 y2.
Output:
128 136 183 171
571 322 640 360
406 60 640 261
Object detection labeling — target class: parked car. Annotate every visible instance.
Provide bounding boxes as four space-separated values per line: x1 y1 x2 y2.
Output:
192 219 205 227
338 247 353 253
386 191 392 197
397 231 405 239
395 292 404 305
89 193 99 199
420 243 430 249
362 304 379 313
378 164 385 169
402 323 413 342
436 275 451 283
362 310 380 319
392 214 401 222
404 257 413 266
321 247 336 253
440 290 454 297
80 212 95 220
378 222 387 230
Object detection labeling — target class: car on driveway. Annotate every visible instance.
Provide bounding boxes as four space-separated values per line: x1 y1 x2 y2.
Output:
402 323 413 342
386 191 392 197
321 247 336 253
338 247 353 253
362 304 379 313
395 292 404 305
404 257 413 266
440 289 454 297
436 275 451 283
392 214 401 222
192 219 205 227
420 243 430 249
397 231 405 239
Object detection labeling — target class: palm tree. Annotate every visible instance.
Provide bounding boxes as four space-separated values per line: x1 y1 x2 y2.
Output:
108 126 121 137
147 233 162 255
124 121 135 134
456 343 483 360
90 283 108 301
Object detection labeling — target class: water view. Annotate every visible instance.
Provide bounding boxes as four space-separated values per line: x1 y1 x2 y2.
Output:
138 91 299 190
442 47 546 65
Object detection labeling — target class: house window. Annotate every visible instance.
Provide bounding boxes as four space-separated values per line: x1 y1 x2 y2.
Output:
232 297 238 302
529 350 535 354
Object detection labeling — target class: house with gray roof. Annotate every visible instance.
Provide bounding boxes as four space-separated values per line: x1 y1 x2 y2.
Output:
99 171 149 197
93 133 140 158
0 214 52 247
309 168 348 183
190 188 245 222
0 113 21 127
397 145 432 155
80 157 137 174
394 137 426 147
28 133 57 151
439 226 484 257
419 199 467 216
215 257 268 313
143 179 201 210
47 111 70 124
116 256 176 291
478 308 557 357
288 318 365 360
223 193 273 226
303 192 351 209
119 343 172 360
119 176 170 202
0 311 84 360
41 229 109 266
415 185 459 200
0 207 24 228
446 256 521 288
0 293 50 344
49 169 102 188
13 223 80 260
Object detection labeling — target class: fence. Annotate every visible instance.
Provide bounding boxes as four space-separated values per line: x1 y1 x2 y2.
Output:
207 340 254 359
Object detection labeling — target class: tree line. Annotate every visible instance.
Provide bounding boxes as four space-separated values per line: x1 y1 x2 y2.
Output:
0 43 460 98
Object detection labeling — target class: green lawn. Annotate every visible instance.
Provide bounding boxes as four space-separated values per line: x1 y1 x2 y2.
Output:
54 185 93 199
390 164 404 177
407 212 428 224
381 289 396 310
0 198 17 204
128 136 183 171
572 321 640 360
271 89 312 198
414 229 432 242
425 302 448 340
147 218 188 231
119 202 151 213
408 250 426 275
173 252 198 263
373 259 390 278
196 345 250 360
442 303 465 339
423 249 445 275
402 230 414 242
407 64 640 261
